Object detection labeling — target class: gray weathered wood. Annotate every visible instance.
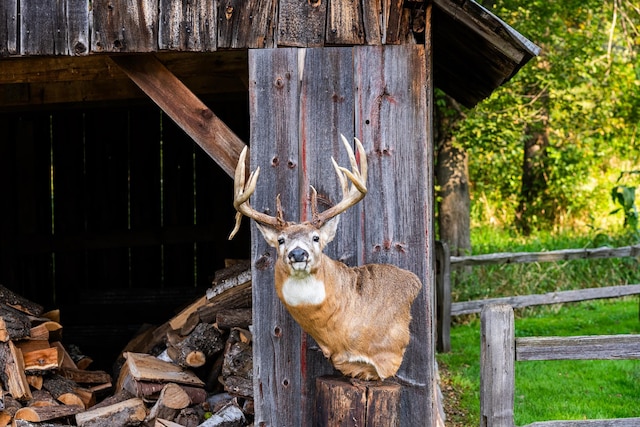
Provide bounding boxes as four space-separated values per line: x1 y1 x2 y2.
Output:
481 304 515 427
452 284 640 316
249 45 434 426
355 44 433 426
217 0 276 48
92 0 158 53
436 241 451 352
277 0 327 47
249 47 303 427
0 1 17 55
522 419 640 427
158 0 216 51
516 334 640 361
20 0 89 56
451 245 640 267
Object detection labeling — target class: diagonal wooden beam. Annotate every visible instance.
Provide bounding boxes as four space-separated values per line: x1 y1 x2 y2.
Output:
110 54 246 177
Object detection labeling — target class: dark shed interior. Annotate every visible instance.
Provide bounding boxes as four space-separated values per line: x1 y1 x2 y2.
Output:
0 68 251 370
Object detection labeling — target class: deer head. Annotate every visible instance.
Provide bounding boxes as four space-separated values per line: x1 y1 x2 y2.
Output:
229 135 421 381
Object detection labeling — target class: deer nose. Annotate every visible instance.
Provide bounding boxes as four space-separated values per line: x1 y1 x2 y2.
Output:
288 247 308 263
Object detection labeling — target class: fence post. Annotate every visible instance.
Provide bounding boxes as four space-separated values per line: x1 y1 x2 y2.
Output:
435 241 451 352
481 304 515 427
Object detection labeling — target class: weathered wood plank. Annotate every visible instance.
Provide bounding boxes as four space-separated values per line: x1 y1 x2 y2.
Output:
436 240 451 352
480 304 515 427
218 0 276 49
277 0 327 47
522 419 640 427
111 54 246 177
159 0 216 51
248 48 303 427
361 0 382 45
299 46 357 418
92 0 158 52
0 1 17 55
326 0 364 45
451 245 640 267
354 44 433 426
451 284 640 316
516 334 640 361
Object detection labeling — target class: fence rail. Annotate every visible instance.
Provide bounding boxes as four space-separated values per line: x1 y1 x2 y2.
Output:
436 241 640 352
481 304 640 427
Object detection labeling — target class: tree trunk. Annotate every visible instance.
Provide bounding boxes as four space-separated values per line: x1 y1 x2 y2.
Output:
435 94 471 257
514 91 550 235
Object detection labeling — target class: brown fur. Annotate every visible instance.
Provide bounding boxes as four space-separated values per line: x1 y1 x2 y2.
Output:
258 221 422 380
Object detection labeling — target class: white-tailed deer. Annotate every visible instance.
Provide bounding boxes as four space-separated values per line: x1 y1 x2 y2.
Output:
229 135 422 381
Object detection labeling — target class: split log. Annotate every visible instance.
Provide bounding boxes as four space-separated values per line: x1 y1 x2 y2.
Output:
314 376 402 427
166 323 225 368
51 341 78 369
43 374 93 408
66 344 93 370
116 352 205 398
14 421 70 427
58 367 111 385
26 374 44 390
220 328 252 398
174 407 201 427
215 308 252 330
75 397 147 427
27 390 59 407
0 341 32 401
154 418 185 427
145 383 191 424
22 346 59 373
14 404 83 422
29 321 63 342
0 285 43 316
0 393 21 427
0 304 32 341
199 400 246 427
89 389 135 411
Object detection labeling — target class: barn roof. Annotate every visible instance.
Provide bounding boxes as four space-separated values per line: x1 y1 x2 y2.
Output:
0 0 538 110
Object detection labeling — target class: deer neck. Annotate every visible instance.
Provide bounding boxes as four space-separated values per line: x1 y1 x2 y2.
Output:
275 254 340 308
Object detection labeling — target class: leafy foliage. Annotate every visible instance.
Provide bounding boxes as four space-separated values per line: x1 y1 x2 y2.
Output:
452 0 640 232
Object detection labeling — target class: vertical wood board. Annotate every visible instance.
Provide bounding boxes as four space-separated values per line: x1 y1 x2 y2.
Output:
277 0 327 47
217 0 276 49
249 45 434 426
0 1 17 55
249 48 303 427
159 0 216 51
354 43 433 426
91 0 158 53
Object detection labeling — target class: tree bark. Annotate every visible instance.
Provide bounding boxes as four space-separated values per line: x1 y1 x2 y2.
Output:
435 94 471 257
515 90 550 235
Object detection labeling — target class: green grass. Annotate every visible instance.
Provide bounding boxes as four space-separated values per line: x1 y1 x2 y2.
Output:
438 298 640 426
437 227 640 426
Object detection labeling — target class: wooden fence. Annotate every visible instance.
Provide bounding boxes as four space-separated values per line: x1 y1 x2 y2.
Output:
481 304 640 427
435 241 640 352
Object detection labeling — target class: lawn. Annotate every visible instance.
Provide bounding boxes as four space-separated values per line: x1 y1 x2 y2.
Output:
437 227 640 426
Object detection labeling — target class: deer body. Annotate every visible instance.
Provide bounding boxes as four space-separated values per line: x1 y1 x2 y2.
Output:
230 136 423 380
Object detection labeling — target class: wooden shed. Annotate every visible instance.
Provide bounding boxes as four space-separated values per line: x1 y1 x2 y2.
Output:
0 0 538 425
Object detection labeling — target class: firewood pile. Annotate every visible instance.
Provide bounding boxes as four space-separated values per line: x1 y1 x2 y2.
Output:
0 260 255 427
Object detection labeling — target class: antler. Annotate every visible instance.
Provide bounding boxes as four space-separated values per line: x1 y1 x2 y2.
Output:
229 146 286 239
312 135 368 227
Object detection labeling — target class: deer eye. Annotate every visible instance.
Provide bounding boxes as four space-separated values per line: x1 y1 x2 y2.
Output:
277 237 285 246
312 235 320 243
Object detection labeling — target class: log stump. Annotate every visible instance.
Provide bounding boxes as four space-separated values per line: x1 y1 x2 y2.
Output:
314 376 401 427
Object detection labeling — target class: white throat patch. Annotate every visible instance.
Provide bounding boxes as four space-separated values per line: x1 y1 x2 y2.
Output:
281 275 326 306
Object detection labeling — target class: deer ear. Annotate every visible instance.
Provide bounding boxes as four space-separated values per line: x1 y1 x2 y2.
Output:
254 222 280 248
319 215 340 245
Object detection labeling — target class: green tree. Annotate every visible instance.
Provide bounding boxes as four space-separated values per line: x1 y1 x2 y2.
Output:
453 0 640 232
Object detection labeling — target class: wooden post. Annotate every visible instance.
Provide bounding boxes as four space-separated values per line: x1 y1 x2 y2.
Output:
436 241 451 352
314 377 401 427
481 304 515 427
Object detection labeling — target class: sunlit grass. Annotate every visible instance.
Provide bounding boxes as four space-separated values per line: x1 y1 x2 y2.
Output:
438 227 640 426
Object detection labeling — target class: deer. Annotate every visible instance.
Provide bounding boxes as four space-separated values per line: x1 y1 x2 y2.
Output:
228 135 422 381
